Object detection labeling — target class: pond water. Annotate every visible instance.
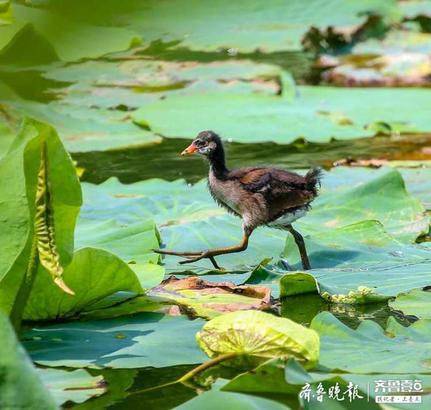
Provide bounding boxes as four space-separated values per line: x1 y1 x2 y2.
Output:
74 134 431 185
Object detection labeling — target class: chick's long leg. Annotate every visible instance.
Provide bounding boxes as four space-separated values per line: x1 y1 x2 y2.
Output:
153 226 253 269
287 224 311 270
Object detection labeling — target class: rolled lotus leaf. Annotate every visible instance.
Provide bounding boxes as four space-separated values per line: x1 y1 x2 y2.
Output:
196 310 319 368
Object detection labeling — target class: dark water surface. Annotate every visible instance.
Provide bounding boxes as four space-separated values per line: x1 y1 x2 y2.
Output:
74 134 431 185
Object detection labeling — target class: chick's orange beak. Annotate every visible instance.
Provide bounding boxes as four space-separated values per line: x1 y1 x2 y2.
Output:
181 142 198 156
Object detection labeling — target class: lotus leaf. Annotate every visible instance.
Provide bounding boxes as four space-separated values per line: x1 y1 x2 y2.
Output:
128 0 397 53
24 248 144 321
132 87 431 144
389 288 431 319
279 220 431 302
79 169 428 277
197 310 319 368
0 3 139 61
43 59 285 109
0 83 160 153
310 312 431 374
36 367 106 406
71 369 137 410
24 312 207 369
149 276 272 319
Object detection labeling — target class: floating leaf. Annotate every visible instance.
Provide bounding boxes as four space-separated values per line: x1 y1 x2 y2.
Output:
36 367 106 406
24 312 207 369
128 0 397 53
301 169 428 243
71 369 137 410
0 3 140 61
389 288 431 319
80 178 287 273
197 310 320 368
311 311 431 374
321 165 431 211
279 220 431 303
149 276 272 319
132 87 431 144
79 168 428 277
43 59 285 109
0 83 161 153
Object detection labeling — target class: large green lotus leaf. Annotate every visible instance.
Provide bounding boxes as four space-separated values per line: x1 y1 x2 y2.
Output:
44 60 285 110
0 118 81 315
300 169 428 242
44 59 284 103
319 166 431 210
279 220 431 302
36 367 106 406
197 310 320 368
132 87 431 144
75 219 160 265
311 311 431 374
399 168 431 210
24 248 144 321
80 178 287 272
80 169 427 275
0 3 139 60
75 218 164 288
0 81 160 152
0 313 57 409
129 0 397 53
24 312 207 369
176 388 289 410
26 0 398 53
389 288 431 319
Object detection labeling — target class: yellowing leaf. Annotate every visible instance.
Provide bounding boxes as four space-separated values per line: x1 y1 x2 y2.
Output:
197 310 319 368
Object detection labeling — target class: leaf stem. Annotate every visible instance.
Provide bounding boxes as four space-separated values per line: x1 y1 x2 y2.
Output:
130 352 240 395
177 352 239 384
